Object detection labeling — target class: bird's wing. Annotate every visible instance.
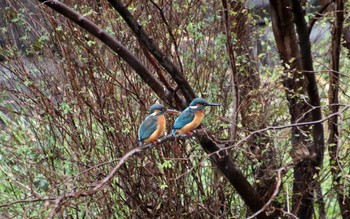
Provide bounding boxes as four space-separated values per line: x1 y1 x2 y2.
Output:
138 115 158 142
172 109 195 130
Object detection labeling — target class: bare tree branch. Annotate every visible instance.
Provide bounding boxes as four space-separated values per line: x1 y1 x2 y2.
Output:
291 0 325 166
44 129 209 218
107 0 196 105
245 167 284 219
218 104 350 154
270 1 325 217
221 0 238 141
0 197 54 208
36 0 173 104
308 1 332 35
328 1 350 218
149 0 184 74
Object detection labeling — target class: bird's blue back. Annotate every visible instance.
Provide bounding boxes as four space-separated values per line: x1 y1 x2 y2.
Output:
172 107 195 134
138 114 158 143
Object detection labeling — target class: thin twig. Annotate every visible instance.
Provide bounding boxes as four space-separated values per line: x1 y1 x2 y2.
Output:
245 167 284 219
308 2 331 35
149 0 184 74
46 130 208 218
214 104 350 155
37 0 172 104
0 197 54 208
221 0 238 141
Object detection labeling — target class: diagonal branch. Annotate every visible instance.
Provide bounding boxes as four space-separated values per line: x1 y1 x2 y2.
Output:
46 101 349 218
37 0 172 104
308 1 331 35
44 129 209 218
149 0 184 74
107 0 196 105
245 167 284 219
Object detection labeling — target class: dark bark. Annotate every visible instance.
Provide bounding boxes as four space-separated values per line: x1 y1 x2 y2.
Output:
339 2 350 55
221 0 238 140
307 2 331 35
291 0 324 167
291 2 325 217
270 1 325 218
225 0 278 211
315 181 326 219
269 4 310 217
342 27 350 56
107 0 196 104
329 1 350 218
36 0 171 105
197 136 271 219
318 0 350 61
37 1 272 217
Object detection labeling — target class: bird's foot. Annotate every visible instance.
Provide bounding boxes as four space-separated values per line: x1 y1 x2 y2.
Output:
151 140 159 145
186 131 194 136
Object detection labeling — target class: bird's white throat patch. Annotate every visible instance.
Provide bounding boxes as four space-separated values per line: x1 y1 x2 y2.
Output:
190 106 198 109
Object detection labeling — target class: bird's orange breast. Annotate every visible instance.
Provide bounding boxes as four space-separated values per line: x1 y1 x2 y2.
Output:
144 115 166 143
178 110 204 134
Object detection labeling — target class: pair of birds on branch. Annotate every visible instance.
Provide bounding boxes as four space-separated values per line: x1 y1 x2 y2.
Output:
138 98 220 145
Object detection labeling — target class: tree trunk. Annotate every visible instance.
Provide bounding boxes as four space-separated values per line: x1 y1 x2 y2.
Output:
269 0 325 218
329 1 350 218
226 0 278 207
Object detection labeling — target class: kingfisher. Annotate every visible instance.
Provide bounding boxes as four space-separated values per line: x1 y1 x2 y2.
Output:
172 98 220 135
138 104 178 145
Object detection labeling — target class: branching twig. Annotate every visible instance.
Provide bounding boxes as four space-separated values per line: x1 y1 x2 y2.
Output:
107 0 196 103
45 129 208 218
245 167 284 219
0 197 54 208
149 0 184 74
328 1 350 218
215 104 350 155
308 2 332 35
37 0 172 104
221 0 239 141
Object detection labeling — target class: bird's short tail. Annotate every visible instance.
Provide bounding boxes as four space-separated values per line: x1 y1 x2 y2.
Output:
171 129 177 135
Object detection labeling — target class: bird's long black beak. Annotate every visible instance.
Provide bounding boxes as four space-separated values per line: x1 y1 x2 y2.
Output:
166 109 180 114
207 102 221 107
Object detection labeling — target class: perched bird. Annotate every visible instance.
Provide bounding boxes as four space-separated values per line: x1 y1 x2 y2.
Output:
172 98 220 135
138 104 178 145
